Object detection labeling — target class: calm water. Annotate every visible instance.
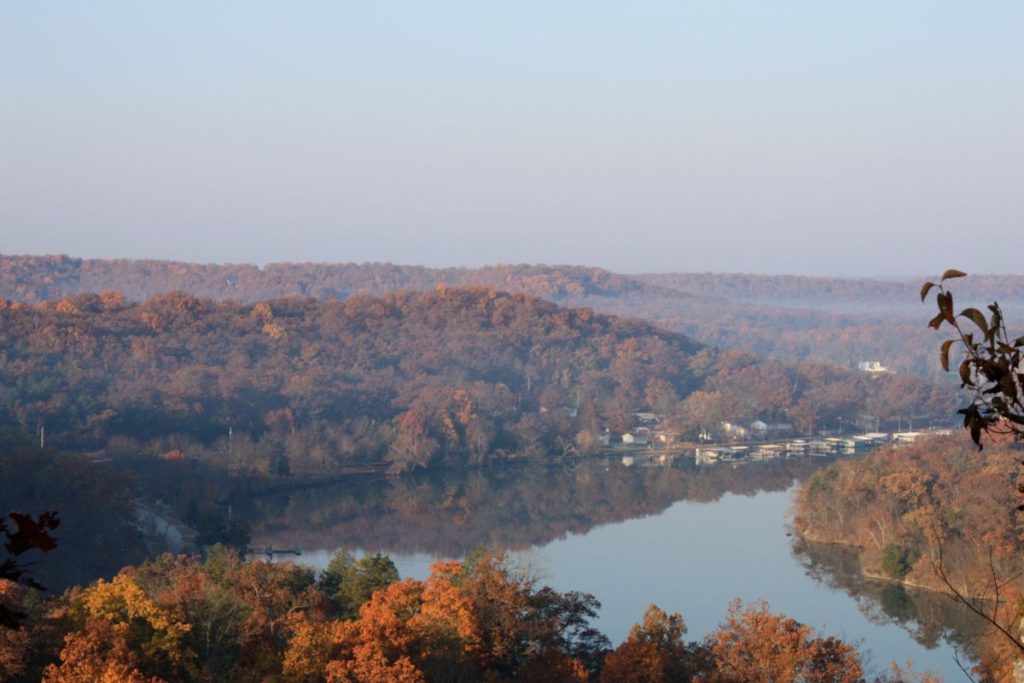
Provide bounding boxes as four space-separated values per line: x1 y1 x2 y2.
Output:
245 457 982 680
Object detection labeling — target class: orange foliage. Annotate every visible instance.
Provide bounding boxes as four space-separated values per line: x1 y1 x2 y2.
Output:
600 605 692 683
700 600 863 683
43 618 159 683
0 580 30 680
10 550 894 683
796 435 1024 674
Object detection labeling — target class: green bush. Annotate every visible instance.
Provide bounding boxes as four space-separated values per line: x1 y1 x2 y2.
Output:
880 543 916 579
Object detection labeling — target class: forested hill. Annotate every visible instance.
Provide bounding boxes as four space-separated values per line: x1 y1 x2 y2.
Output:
0 254 684 304
7 254 1020 378
5 254 1023 309
0 288 701 472
0 288 945 475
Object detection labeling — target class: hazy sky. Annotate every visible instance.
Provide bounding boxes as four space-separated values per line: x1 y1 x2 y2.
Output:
1 2 1021 276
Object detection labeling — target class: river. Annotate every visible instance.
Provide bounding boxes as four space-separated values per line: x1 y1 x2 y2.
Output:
244 456 984 680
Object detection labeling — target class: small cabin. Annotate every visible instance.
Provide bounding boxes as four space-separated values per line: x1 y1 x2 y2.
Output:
622 432 649 446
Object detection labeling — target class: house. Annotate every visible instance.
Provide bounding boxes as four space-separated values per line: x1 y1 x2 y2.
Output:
752 420 793 436
858 361 888 373
720 422 749 439
622 432 649 446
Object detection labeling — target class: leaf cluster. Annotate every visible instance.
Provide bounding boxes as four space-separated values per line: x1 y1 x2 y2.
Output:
922 270 1024 449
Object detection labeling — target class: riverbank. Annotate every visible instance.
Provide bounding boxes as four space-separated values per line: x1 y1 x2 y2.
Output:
792 532 964 597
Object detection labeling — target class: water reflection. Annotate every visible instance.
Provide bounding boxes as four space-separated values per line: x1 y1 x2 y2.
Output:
243 456 831 555
794 539 987 663
241 456 984 678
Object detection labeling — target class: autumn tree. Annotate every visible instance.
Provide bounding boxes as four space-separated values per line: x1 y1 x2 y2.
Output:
44 570 195 681
0 580 32 680
386 411 440 473
700 600 863 683
600 604 697 683
42 617 154 683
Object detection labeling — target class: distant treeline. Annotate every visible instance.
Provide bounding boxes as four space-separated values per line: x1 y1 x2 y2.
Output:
0 288 946 475
0 254 676 304
4 254 1021 379
634 271 1024 308
5 254 1024 307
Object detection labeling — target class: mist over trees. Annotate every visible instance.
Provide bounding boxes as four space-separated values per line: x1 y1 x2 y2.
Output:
4 254 1021 380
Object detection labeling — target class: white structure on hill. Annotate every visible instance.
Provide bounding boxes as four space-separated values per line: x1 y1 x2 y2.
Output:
858 361 888 373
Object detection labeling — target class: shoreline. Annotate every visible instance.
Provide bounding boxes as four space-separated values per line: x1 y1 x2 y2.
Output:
794 531 979 597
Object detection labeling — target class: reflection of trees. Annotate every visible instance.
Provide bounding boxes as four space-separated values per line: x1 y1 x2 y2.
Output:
793 539 987 662
244 458 833 556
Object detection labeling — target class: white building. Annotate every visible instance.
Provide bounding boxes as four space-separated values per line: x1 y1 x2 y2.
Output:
622 432 649 446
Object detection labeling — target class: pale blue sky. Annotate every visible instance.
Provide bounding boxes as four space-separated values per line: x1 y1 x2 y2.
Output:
1 2 1021 275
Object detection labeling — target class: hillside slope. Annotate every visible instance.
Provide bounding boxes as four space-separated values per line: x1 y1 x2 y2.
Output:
5 254 1010 378
0 288 946 474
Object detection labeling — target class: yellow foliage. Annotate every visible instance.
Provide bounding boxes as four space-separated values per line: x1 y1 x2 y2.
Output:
263 322 287 340
252 302 274 320
79 573 192 668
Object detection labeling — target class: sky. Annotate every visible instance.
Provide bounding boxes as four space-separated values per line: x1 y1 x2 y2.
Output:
1 1 1021 277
